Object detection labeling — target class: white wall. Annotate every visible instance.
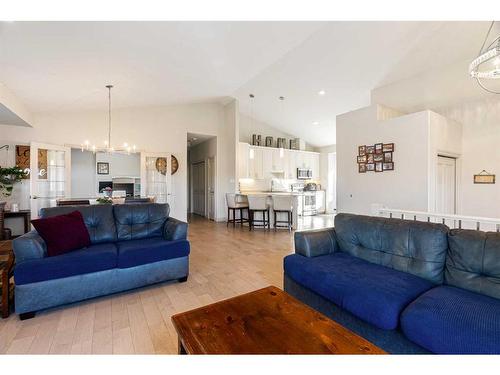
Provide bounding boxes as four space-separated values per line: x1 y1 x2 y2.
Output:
336 105 432 215
0 101 238 221
434 97 500 217
71 149 96 198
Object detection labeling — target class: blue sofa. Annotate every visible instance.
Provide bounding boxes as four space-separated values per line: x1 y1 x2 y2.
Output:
13 203 189 319
284 213 500 354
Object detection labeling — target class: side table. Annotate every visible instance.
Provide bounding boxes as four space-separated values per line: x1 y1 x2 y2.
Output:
0 241 14 318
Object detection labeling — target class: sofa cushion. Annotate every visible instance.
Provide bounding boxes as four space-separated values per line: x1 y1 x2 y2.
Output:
14 242 118 285
31 210 91 257
401 285 500 354
284 252 434 330
114 203 170 241
40 205 117 244
334 214 449 283
117 237 190 268
446 229 500 299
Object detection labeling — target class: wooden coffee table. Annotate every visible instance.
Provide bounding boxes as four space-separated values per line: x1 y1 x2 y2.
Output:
171 286 386 354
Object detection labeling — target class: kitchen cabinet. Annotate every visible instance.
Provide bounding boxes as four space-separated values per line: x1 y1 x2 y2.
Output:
238 142 320 181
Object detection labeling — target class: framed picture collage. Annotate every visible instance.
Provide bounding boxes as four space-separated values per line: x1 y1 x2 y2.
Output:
357 143 394 173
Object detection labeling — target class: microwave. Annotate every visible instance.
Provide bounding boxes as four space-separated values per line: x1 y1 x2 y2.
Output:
297 168 312 180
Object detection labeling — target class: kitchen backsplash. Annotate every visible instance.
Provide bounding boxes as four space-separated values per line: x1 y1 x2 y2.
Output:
239 178 298 192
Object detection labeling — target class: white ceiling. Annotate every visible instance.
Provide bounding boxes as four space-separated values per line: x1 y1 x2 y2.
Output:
0 21 496 147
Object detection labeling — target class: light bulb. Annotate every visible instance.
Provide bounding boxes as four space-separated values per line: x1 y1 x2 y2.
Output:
123 142 128 148
318 90 326 96
279 148 284 158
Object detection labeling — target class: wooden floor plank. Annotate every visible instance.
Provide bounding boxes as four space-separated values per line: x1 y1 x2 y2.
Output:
0 215 311 354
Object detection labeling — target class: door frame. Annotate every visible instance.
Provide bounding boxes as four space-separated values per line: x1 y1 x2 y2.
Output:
436 152 461 215
140 152 172 204
206 156 216 220
29 141 72 219
190 160 206 217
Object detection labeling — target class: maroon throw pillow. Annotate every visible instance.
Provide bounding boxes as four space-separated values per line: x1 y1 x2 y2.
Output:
31 211 91 257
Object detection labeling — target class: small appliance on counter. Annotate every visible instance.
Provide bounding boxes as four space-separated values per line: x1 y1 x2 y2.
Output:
304 183 318 191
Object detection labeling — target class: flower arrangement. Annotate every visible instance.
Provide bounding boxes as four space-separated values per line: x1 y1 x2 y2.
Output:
96 196 113 205
0 166 27 199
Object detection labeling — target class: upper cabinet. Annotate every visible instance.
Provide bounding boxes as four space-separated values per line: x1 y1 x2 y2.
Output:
238 142 320 181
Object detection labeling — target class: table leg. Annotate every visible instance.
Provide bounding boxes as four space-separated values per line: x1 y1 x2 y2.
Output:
178 337 187 354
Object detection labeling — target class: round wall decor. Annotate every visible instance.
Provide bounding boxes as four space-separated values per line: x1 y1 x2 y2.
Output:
171 155 179 175
155 157 167 175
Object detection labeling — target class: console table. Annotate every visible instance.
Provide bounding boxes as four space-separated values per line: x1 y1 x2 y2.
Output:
0 241 14 318
4 210 31 235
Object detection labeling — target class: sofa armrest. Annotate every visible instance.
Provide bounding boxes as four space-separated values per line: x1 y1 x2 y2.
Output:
13 230 47 262
294 228 339 257
163 217 188 241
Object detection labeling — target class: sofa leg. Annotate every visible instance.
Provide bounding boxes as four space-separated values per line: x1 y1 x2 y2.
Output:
178 276 188 283
19 311 36 320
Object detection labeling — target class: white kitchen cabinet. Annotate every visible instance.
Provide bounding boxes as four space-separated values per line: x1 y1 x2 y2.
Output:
238 142 249 178
249 147 264 179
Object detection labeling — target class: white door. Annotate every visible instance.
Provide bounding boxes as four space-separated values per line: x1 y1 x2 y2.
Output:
436 156 456 214
30 142 71 219
192 161 206 216
140 152 172 205
207 157 215 220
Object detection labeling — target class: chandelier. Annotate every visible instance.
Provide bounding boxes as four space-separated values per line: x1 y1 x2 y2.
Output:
469 21 500 94
81 85 137 153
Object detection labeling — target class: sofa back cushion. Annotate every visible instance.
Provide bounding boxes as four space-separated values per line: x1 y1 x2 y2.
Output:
446 229 500 299
334 213 449 284
114 203 170 241
40 205 117 244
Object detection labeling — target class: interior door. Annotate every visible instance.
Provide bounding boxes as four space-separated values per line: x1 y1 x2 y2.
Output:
192 161 206 216
30 142 71 219
436 155 456 214
207 157 215 220
140 152 172 205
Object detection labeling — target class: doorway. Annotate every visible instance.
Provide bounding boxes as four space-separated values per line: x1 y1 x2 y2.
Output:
191 161 206 216
436 155 457 214
187 133 217 220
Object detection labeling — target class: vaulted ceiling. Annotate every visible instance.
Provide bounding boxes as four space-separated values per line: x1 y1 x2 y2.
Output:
0 21 495 146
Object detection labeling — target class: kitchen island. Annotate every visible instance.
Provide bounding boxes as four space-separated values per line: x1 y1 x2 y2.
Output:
238 192 303 230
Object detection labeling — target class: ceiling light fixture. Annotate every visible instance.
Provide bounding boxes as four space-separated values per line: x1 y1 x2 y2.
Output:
318 90 326 96
81 85 137 154
469 21 500 94
279 96 285 158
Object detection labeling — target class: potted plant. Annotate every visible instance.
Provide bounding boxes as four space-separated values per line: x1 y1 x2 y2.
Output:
0 166 27 240
0 166 27 205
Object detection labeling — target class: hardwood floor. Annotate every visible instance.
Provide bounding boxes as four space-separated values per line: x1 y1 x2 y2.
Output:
0 215 297 354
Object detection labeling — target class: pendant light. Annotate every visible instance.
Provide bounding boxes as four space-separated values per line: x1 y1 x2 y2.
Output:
469 21 500 94
279 96 285 158
249 93 255 159
81 85 137 153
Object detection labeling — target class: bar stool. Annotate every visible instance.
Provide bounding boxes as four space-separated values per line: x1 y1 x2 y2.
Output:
247 195 271 231
272 195 294 232
226 193 249 227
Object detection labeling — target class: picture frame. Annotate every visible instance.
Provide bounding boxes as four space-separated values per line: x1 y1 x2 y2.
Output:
358 163 367 173
357 155 367 163
375 162 383 172
358 145 366 156
383 143 394 152
374 143 383 154
374 153 384 163
384 152 393 162
366 145 375 154
383 162 394 171
473 172 495 184
366 163 375 172
97 162 109 175
367 154 374 164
